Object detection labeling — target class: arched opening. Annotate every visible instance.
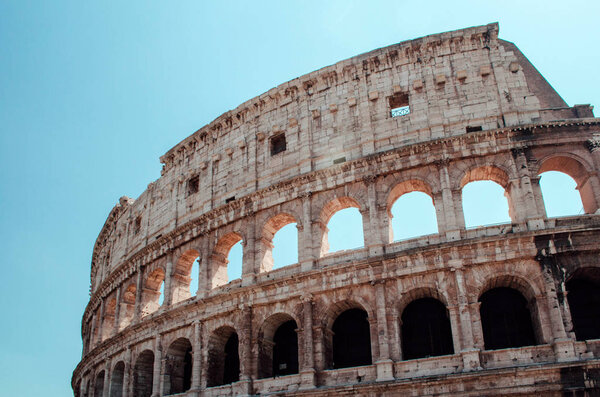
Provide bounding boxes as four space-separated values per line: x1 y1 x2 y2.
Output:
538 155 598 214
207 327 240 387
172 250 200 304
462 181 511 228
119 283 136 331
539 171 584 217
102 297 116 340
164 338 193 395
320 197 364 256
461 166 512 228
212 233 243 288
109 361 125 397
391 192 438 241
94 370 105 397
258 314 299 378
260 213 298 272
141 268 165 316
133 350 154 397
400 298 454 359
479 287 537 350
387 179 438 242
331 308 372 369
566 268 600 341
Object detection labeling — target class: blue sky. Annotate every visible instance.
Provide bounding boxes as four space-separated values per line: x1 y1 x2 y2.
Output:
1 1 599 395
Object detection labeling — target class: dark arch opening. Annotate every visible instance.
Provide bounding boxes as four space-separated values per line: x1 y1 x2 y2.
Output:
207 329 240 387
401 298 454 360
109 361 125 397
164 338 192 395
223 333 240 385
133 350 154 397
273 320 299 376
332 308 372 369
94 371 105 397
479 287 536 350
567 272 600 341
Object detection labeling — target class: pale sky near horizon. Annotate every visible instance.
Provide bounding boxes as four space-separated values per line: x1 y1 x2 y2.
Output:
1 1 599 395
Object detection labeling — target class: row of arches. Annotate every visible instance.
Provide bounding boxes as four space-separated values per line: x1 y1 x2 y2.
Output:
87 155 598 347
79 267 600 396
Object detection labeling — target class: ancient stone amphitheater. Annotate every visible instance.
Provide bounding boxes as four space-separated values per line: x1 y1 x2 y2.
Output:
72 23 600 396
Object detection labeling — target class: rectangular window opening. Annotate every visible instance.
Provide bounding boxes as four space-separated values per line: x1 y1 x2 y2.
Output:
270 133 286 156
466 125 483 133
187 175 199 196
225 196 236 204
389 92 410 118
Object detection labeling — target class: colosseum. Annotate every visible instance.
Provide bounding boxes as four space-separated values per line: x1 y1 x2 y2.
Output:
72 23 600 396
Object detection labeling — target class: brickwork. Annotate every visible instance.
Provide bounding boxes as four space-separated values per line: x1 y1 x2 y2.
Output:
73 24 600 396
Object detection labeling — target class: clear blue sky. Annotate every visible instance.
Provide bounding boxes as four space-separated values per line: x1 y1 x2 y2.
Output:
1 1 599 395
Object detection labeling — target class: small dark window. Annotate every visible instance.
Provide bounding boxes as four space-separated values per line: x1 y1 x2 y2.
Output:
389 92 410 118
271 134 286 156
133 216 142 235
333 156 346 165
225 196 236 204
466 125 483 133
187 175 199 196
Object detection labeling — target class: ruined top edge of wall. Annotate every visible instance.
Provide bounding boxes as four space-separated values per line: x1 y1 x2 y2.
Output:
159 23 499 165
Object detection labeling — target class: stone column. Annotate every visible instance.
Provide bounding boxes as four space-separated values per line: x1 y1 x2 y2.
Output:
298 193 315 271
114 286 122 336
374 282 394 381
151 335 162 397
541 268 576 361
453 268 481 370
236 305 253 396
163 250 174 306
123 347 131 397
103 360 110 397
97 298 106 343
511 148 546 229
197 237 210 298
299 295 316 389
436 160 463 239
364 176 386 256
133 266 144 321
242 217 257 287
190 321 202 395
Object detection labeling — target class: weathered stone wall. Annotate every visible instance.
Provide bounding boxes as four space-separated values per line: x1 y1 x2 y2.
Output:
74 24 600 396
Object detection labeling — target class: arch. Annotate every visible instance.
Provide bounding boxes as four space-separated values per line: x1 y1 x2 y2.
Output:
400 298 454 360
566 267 600 341
141 267 165 316
133 350 154 397
386 178 434 212
164 337 193 395
330 308 372 369
260 213 299 272
172 249 200 304
479 287 537 350
258 313 299 378
119 283 136 331
387 179 438 241
94 370 105 397
459 165 510 189
212 232 243 288
207 326 240 387
109 361 125 397
318 196 364 256
538 154 598 214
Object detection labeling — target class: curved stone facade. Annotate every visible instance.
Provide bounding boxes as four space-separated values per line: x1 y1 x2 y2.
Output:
73 23 600 396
